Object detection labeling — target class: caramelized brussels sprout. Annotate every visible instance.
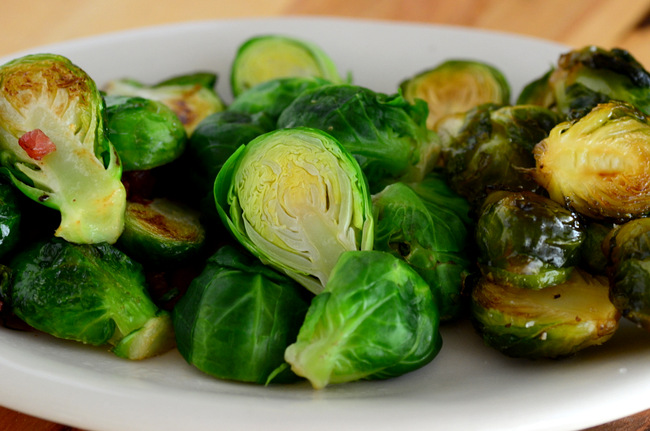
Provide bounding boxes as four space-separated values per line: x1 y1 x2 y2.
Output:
103 72 226 135
230 35 344 98
476 191 585 290
0 54 126 244
284 250 441 389
214 127 374 295
548 46 650 119
277 84 439 192
400 60 510 130
105 95 187 171
440 103 562 207
603 217 650 330
471 268 620 359
372 174 473 321
117 198 206 266
534 101 650 221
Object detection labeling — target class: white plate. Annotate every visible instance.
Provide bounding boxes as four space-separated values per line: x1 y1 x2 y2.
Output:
0 17 648 431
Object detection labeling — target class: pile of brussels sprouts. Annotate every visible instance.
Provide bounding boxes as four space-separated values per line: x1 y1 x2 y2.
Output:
0 34 649 389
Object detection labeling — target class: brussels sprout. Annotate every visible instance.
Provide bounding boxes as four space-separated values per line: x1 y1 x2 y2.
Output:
476 191 585 290
277 84 439 192
534 101 650 221
471 268 620 359
547 46 650 119
173 244 309 384
228 76 332 125
284 250 442 389
214 127 374 294
516 68 555 108
400 60 511 130
603 217 650 330
0 54 126 244
5 238 175 360
580 221 613 275
0 181 21 259
105 95 187 171
372 174 473 321
440 103 562 207
117 198 206 266
230 35 344 98
103 72 226 135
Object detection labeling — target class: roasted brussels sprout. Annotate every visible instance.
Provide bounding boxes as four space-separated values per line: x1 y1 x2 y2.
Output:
230 35 344 98
0 54 126 244
476 191 585 289
5 238 175 360
471 268 620 359
103 72 226 135
284 250 442 389
173 244 309 384
228 76 332 125
105 95 187 171
603 217 650 330
580 221 613 275
548 46 650 119
117 198 206 266
214 127 374 294
278 84 439 192
516 69 555 108
440 103 562 207
534 101 650 221
372 174 473 321
400 59 511 130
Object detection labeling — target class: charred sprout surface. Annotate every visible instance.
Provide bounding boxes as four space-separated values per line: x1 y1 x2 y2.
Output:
230 35 344 98
6 238 175 360
400 59 511 130
173 245 309 384
440 103 562 208
471 268 620 359
0 54 126 244
534 101 650 221
476 191 585 290
277 84 440 192
103 72 226 135
214 127 374 294
284 250 441 389
372 174 473 321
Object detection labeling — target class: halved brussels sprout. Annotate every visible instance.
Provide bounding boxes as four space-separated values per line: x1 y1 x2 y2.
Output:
475 191 585 290
214 127 374 294
103 72 226 135
284 250 441 389
0 54 126 244
117 198 206 266
230 35 344 98
603 217 650 330
277 84 439 192
471 268 620 359
6 238 175 360
372 174 473 321
440 103 562 207
173 245 309 384
534 101 650 221
400 60 511 130
105 95 187 171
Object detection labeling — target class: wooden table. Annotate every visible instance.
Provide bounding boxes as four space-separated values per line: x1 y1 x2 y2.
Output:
1 0 650 429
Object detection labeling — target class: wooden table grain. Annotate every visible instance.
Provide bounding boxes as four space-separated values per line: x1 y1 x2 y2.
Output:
2 0 650 430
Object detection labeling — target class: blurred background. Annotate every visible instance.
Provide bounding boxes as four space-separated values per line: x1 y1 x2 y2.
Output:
2 0 650 66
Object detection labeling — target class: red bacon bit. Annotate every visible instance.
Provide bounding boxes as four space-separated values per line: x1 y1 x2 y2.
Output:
18 129 57 160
